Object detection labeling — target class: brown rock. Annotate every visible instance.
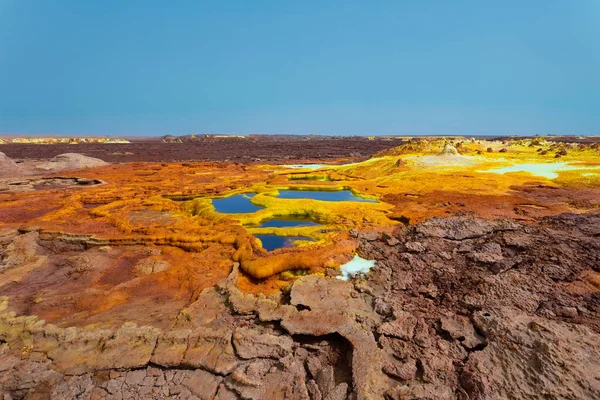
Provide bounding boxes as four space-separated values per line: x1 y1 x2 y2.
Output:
125 369 146 386
417 217 519 241
306 357 323 379
383 359 418 381
215 383 239 400
151 329 191 366
378 311 417 340
439 316 485 350
324 383 348 400
359 231 380 242
316 366 335 397
307 379 322 400
182 369 222 399
133 258 170 276
418 283 439 299
182 328 239 374
405 241 426 253
557 306 578 318
387 237 400 246
463 309 600 399
469 243 503 264
232 328 293 359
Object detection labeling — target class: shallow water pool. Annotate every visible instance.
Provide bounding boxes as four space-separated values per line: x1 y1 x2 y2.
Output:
276 189 376 203
254 234 315 251
212 194 263 213
283 164 326 170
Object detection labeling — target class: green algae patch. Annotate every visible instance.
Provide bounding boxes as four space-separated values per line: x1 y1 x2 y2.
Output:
236 190 394 228
280 269 310 281
287 174 334 181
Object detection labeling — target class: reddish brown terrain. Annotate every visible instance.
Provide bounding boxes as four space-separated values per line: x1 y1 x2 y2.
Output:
0 135 599 399
0 136 401 163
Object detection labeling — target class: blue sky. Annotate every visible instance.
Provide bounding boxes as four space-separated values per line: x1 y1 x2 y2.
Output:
0 0 598 136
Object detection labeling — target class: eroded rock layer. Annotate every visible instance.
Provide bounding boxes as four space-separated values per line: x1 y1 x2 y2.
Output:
0 214 599 399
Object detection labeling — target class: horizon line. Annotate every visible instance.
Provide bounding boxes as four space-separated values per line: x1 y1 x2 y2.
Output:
1 132 597 138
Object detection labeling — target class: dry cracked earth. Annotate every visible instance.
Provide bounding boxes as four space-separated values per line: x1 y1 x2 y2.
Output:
1 136 600 400
2 214 600 399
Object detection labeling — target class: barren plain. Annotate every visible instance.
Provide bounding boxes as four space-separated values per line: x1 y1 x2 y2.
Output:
1 135 600 399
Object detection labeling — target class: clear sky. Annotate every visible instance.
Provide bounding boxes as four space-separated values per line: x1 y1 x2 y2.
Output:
0 0 598 136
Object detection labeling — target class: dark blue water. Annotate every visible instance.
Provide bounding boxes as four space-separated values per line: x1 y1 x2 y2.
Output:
276 190 376 203
255 234 315 251
212 194 263 213
258 218 321 228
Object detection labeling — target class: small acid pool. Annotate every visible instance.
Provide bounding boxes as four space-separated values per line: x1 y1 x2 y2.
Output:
283 164 326 170
255 234 315 252
256 217 321 228
212 194 263 213
276 189 376 203
337 255 376 281
481 162 574 180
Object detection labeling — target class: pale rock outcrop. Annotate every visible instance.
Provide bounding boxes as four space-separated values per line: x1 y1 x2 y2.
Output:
35 153 108 171
0 151 22 178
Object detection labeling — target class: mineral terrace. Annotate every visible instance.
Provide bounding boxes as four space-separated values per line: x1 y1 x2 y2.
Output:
0 135 599 399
